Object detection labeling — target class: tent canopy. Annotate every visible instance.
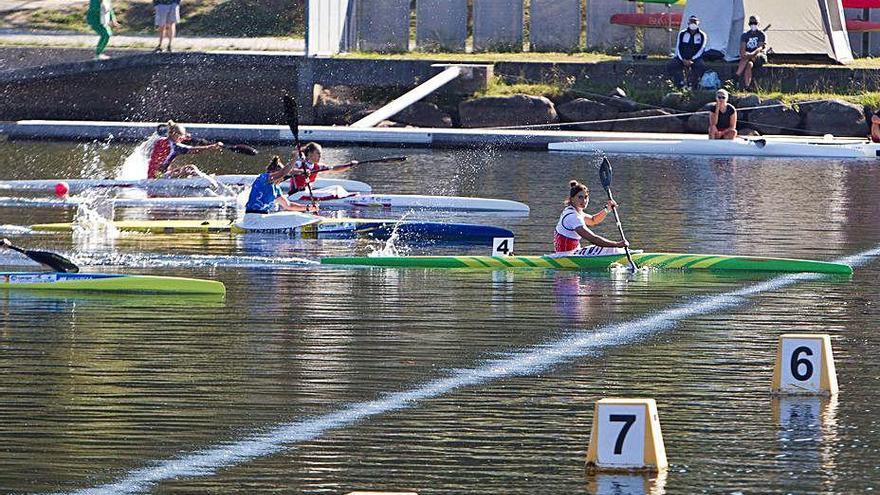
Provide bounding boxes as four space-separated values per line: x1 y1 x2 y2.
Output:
680 0 853 63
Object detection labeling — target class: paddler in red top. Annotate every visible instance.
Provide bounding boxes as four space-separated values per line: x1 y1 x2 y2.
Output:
147 121 223 178
289 142 358 194
554 180 627 253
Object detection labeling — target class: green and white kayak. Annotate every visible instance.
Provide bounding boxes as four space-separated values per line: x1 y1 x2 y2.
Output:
321 252 853 275
0 272 226 294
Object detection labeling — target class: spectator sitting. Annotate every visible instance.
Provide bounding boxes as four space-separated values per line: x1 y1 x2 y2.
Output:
666 15 708 89
708 89 737 140
736 15 768 90
869 107 880 143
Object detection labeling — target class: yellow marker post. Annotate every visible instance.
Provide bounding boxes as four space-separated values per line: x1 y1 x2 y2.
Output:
771 334 838 395
585 398 667 473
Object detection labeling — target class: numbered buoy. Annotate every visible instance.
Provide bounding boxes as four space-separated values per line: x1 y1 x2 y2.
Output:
585 398 667 473
771 334 838 396
492 237 514 256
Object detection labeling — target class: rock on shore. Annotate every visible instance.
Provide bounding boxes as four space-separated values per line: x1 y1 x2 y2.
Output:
314 86 873 137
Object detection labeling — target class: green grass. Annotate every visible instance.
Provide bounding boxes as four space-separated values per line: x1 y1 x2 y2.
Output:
4 0 304 37
754 91 880 108
475 75 572 98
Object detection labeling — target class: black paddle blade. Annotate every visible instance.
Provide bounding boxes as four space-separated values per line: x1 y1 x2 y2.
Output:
282 93 300 145
226 144 258 156
599 157 613 190
26 250 80 273
4 241 79 273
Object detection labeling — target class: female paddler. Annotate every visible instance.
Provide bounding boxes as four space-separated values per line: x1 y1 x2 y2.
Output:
289 142 358 194
555 180 628 253
147 121 223 178
245 156 317 214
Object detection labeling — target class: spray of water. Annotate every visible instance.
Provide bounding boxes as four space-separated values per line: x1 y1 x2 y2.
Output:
118 134 159 180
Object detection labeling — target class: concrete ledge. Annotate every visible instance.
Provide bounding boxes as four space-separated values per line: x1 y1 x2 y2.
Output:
7 119 714 149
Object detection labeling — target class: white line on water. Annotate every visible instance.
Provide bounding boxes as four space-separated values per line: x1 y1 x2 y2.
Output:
62 246 880 495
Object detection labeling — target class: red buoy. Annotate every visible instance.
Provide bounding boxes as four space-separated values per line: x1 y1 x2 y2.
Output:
54 181 70 198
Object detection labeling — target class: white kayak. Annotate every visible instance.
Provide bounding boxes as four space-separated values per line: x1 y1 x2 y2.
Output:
0 195 237 209
288 186 529 213
549 138 880 159
0 175 372 195
0 186 529 213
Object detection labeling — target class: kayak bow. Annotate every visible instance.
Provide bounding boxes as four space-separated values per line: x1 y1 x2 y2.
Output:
320 252 853 275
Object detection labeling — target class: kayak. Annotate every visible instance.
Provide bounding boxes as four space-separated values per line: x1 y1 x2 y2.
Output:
0 175 372 195
0 272 226 294
31 212 515 242
288 186 529 212
549 138 880 159
0 187 529 213
320 252 853 275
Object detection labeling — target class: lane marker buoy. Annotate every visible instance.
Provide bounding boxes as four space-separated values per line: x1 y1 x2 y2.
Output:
586 398 667 473
771 334 838 395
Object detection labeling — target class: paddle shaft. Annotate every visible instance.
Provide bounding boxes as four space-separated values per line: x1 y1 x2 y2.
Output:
603 187 638 271
284 94 317 209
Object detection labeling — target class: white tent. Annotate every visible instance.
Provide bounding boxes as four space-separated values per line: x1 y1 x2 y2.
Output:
680 0 854 64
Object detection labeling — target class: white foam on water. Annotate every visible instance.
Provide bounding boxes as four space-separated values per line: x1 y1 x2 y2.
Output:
60 246 880 495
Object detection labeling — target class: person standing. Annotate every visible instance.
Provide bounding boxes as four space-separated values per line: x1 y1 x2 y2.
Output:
87 0 119 60
736 15 767 90
153 0 181 53
666 15 708 89
708 89 738 140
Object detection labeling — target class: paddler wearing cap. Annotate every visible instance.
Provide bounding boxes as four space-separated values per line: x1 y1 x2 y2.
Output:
667 14 708 89
147 120 223 179
708 89 738 140
245 156 317 214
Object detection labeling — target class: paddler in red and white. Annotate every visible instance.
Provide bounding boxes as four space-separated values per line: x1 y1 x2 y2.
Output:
147 121 223 179
554 180 628 253
289 142 358 195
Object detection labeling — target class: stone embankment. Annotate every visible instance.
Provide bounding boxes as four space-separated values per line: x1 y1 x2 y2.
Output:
319 87 872 137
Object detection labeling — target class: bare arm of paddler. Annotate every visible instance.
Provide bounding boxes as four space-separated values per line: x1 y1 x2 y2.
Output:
582 200 617 226
574 225 628 248
273 161 317 212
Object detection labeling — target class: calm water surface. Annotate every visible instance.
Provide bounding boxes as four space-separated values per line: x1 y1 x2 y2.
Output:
0 139 878 494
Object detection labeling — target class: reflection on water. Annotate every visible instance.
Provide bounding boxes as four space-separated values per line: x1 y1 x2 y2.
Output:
0 141 879 493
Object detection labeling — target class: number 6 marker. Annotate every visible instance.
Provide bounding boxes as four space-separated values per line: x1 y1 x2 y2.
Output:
586 398 667 473
772 334 838 395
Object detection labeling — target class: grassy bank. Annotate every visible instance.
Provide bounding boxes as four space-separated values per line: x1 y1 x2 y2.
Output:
3 0 304 37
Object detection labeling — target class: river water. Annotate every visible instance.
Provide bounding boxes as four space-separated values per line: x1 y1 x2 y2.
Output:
0 138 878 494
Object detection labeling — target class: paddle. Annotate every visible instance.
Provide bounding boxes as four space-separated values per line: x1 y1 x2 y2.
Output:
185 137 258 156
283 92 317 210
598 157 638 272
352 156 407 165
1 238 79 273
311 155 408 175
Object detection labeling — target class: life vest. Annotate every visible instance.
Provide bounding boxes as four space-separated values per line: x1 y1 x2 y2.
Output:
290 159 319 191
147 138 173 179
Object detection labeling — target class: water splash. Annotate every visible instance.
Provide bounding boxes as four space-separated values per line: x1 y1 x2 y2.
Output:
118 134 160 180
59 245 880 495
367 211 413 257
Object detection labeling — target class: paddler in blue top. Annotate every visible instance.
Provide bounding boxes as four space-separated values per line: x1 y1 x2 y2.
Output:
245 156 317 214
